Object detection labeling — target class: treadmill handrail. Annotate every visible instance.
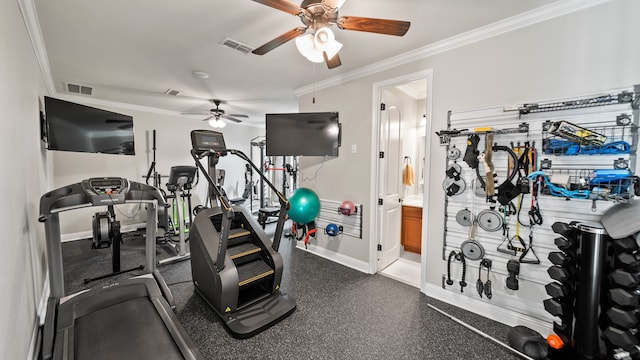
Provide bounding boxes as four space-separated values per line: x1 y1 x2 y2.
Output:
39 179 166 220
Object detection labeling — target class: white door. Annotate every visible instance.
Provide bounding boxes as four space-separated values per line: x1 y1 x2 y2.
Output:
377 92 402 271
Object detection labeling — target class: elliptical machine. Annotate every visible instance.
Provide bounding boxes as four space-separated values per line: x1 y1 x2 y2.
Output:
188 129 296 338
159 165 197 265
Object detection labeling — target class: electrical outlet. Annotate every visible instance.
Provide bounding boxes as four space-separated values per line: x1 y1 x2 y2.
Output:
351 144 357 153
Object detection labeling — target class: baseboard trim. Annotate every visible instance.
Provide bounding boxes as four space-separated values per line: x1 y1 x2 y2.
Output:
422 283 552 336
28 273 49 360
61 223 146 242
296 243 370 274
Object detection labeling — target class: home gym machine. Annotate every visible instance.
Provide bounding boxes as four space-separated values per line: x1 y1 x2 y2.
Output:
39 177 202 359
250 138 298 228
189 129 296 338
159 165 196 266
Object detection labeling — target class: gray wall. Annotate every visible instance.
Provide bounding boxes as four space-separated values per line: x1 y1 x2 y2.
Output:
298 0 640 285
0 1 51 358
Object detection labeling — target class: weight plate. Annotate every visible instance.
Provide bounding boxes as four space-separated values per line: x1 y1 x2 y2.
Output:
461 240 485 260
447 146 461 160
443 177 466 196
477 209 503 232
456 209 472 226
446 163 463 178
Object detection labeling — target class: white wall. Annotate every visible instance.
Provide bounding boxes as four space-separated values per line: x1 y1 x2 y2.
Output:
1 1 51 358
49 99 264 236
297 0 640 327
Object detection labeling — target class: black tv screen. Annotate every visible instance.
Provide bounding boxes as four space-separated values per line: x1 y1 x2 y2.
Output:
266 112 340 156
45 96 135 155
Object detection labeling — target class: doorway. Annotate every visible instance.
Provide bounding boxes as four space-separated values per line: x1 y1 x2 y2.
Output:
370 70 433 291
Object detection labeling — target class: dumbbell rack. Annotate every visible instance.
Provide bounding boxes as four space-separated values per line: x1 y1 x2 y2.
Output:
547 221 611 358
545 220 640 359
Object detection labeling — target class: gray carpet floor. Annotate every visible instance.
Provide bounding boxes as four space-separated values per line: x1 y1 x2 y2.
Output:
61 227 520 360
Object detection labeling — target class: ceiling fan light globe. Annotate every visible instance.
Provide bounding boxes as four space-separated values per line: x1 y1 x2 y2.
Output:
208 118 226 128
296 34 324 63
324 39 342 60
313 27 335 51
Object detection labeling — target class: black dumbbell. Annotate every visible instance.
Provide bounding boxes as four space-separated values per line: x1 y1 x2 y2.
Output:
546 282 570 298
615 236 640 253
611 269 640 288
608 307 640 329
506 260 520 290
554 237 575 251
551 222 577 239
544 298 570 317
618 252 640 270
549 251 571 266
611 288 640 307
604 326 640 348
548 266 571 283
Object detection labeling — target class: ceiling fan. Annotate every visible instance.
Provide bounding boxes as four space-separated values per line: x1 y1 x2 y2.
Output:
251 0 411 69
182 99 248 127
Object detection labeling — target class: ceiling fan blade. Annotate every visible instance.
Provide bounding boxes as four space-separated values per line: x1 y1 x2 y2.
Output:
252 27 306 55
337 16 410 36
201 115 214 121
251 0 302 15
227 114 249 118
221 114 243 123
182 111 211 116
323 51 341 69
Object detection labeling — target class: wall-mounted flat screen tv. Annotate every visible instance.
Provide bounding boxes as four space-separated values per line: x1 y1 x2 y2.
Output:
45 96 135 155
266 112 340 156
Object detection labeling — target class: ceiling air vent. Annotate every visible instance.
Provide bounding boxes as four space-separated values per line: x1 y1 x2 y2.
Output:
164 89 181 96
220 37 253 54
65 82 93 96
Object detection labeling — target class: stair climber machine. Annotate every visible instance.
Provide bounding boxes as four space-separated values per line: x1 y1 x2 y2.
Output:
189 129 296 338
38 177 202 359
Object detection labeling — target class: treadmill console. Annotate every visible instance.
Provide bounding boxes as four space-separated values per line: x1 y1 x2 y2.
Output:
191 130 227 153
81 177 130 205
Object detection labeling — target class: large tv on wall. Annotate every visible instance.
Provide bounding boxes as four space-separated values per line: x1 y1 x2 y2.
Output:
44 96 135 155
266 112 340 156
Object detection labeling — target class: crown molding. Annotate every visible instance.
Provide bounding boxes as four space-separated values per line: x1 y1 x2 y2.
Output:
17 0 55 95
294 0 612 97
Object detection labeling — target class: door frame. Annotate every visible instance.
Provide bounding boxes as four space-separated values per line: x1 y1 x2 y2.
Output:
369 69 434 292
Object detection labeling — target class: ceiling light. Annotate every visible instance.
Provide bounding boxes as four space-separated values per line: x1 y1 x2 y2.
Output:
296 27 342 63
192 70 210 79
208 118 226 128
295 34 323 63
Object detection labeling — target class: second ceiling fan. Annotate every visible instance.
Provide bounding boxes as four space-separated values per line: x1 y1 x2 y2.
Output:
251 0 411 69
182 99 248 128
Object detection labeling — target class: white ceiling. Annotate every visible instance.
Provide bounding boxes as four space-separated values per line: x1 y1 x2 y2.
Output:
34 0 558 125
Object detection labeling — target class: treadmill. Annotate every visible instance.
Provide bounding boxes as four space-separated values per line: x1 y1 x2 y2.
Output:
39 177 203 360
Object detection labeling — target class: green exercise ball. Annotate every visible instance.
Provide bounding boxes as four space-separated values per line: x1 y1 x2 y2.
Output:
287 188 320 224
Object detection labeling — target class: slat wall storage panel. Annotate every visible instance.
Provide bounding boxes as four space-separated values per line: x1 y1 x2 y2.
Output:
439 87 637 326
316 199 363 239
